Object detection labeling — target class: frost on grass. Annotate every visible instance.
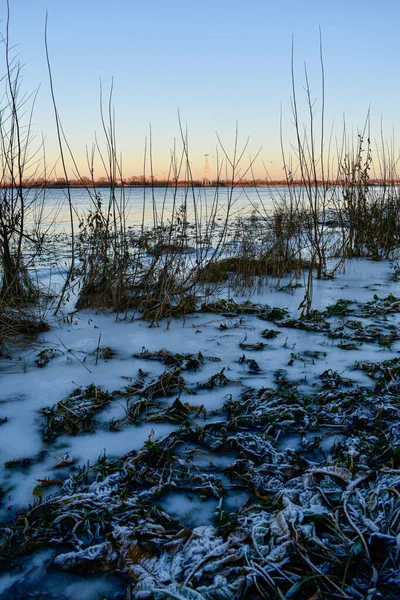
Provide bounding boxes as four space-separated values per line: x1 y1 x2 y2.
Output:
2 357 400 598
1 285 400 598
41 383 115 441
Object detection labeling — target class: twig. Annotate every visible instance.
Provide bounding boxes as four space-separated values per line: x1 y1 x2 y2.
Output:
53 332 92 373
95 332 102 365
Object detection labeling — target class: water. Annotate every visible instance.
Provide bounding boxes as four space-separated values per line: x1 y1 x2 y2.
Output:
25 186 292 233
19 183 399 237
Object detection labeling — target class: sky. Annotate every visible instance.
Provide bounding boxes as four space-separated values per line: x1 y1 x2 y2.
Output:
2 0 399 180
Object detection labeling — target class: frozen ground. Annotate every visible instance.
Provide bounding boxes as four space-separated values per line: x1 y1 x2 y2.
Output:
1 257 400 599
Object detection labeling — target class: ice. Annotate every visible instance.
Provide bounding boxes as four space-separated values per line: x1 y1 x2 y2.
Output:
1 257 400 597
158 491 219 529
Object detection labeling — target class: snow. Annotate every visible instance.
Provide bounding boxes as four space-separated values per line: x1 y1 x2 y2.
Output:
1 258 399 517
1 256 400 597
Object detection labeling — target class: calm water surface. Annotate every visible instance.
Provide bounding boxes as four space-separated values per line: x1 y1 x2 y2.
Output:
28 186 295 232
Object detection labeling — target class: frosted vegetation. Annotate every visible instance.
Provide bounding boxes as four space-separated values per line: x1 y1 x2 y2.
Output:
2 253 400 599
2 20 400 600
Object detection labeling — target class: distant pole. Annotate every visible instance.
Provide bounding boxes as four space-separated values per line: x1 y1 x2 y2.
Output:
202 154 212 186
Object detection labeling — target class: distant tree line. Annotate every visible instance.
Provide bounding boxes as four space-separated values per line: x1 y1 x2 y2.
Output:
0 177 395 189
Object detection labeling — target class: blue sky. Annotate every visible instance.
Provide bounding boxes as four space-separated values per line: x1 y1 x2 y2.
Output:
3 0 399 179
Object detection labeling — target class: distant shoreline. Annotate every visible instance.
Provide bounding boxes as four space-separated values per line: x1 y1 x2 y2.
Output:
1 180 394 190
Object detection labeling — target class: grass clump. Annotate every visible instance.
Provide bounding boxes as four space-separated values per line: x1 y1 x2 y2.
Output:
0 307 50 357
197 254 305 286
41 384 114 441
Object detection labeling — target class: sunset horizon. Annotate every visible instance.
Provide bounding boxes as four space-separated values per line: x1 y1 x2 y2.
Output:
4 0 400 181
